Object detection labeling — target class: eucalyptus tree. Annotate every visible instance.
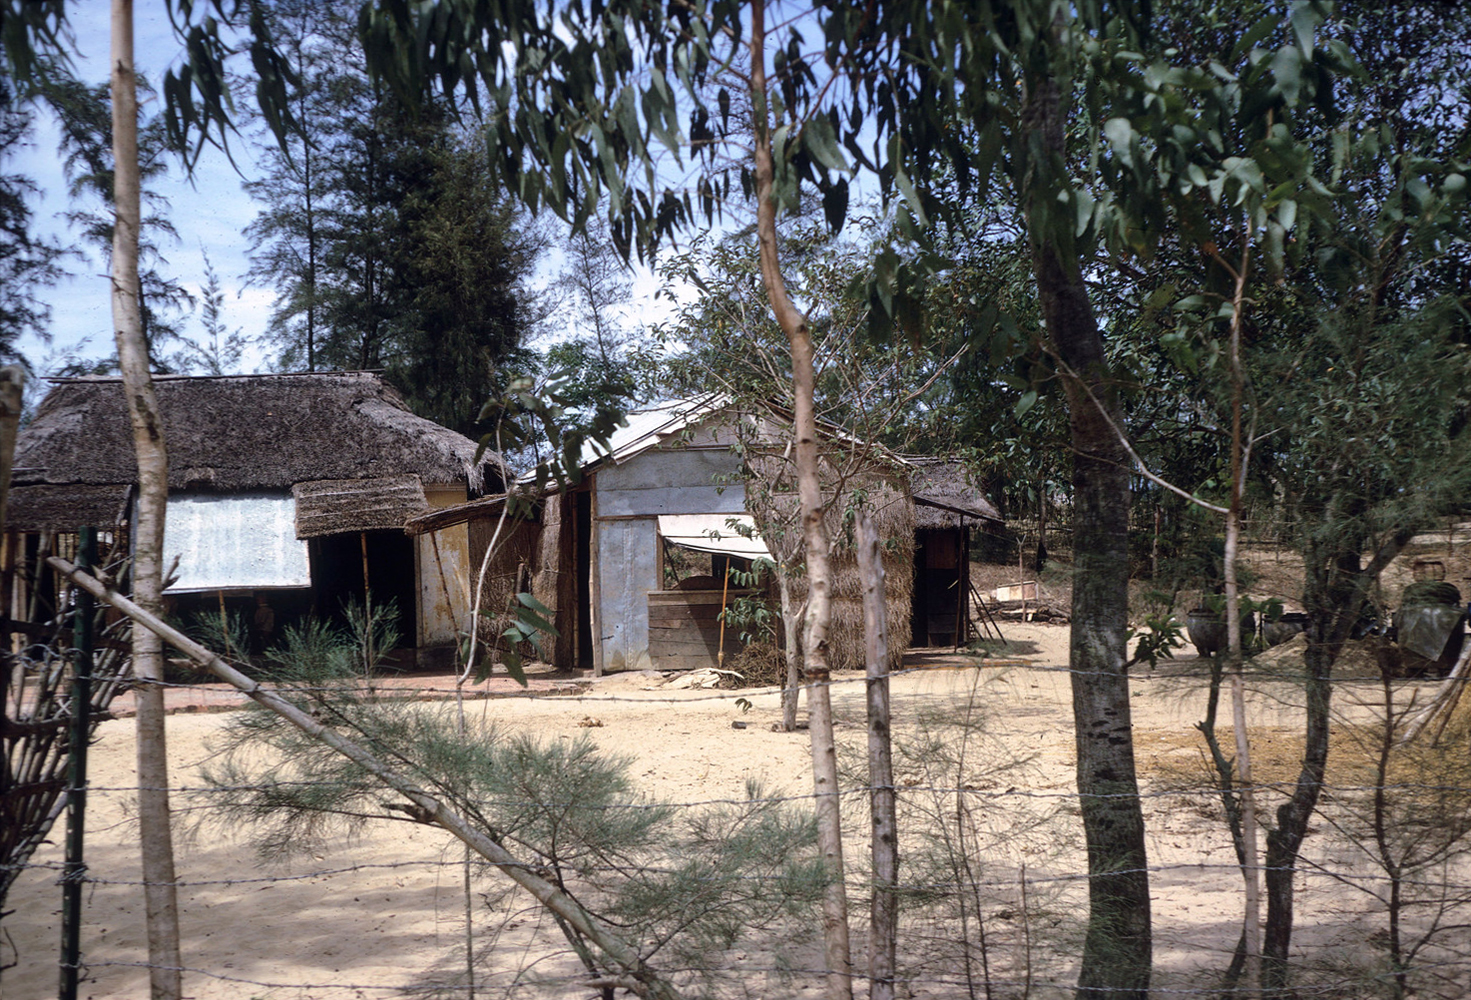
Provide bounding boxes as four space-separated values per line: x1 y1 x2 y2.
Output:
826 2 1439 993
0 75 66 363
355 2 959 993
353 3 1163 996
4 5 297 997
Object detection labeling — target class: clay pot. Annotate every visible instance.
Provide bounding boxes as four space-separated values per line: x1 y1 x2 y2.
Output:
1262 612 1308 648
1186 608 1257 658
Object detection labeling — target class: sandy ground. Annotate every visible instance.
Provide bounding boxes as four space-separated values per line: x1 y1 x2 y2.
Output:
3 623 1459 999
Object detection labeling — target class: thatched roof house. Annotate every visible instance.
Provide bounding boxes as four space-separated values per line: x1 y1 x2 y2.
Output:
9 372 499 666
12 371 493 530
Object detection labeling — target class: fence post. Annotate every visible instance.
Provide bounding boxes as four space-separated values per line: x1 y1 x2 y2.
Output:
59 527 95 1000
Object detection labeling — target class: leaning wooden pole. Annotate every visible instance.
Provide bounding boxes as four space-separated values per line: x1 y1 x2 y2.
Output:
48 557 684 1000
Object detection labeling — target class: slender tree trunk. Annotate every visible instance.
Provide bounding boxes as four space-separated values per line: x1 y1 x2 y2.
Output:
1022 76 1150 999
857 514 898 1000
750 5 851 996
1221 240 1261 994
1262 545 1355 989
1225 507 1261 994
1263 532 1407 988
304 137 317 373
110 4 181 997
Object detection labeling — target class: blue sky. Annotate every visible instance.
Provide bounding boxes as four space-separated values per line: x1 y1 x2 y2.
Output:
12 4 279 372
10 4 667 379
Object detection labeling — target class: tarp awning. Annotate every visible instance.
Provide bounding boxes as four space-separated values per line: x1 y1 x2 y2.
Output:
164 493 310 592
657 513 769 559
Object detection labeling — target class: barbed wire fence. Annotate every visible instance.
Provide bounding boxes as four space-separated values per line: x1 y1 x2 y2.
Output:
6 645 1471 1000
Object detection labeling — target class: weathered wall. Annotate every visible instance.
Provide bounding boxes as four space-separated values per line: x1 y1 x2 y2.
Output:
597 516 660 671
595 447 745 517
417 484 469 663
529 491 580 667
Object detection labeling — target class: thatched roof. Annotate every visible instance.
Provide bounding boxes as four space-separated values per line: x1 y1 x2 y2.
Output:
14 372 498 498
402 492 546 537
6 483 132 532
910 459 1002 529
293 476 432 539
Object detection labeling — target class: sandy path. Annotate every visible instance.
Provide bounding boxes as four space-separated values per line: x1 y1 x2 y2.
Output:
3 624 1450 998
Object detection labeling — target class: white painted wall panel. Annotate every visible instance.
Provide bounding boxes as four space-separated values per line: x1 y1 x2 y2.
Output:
163 493 310 592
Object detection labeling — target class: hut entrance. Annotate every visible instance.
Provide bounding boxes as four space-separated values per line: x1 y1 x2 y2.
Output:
911 527 970 648
308 531 417 651
575 489 594 668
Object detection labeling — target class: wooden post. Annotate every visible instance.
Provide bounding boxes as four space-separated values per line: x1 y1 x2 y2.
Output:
588 481 604 676
954 520 967 652
59 528 95 1000
857 513 897 1000
360 531 373 680
716 560 731 668
216 590 232 660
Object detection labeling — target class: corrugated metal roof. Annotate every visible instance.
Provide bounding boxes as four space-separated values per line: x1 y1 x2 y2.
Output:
519 394 728 485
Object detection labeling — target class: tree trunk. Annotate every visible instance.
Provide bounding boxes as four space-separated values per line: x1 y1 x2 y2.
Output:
1263 531 1407 989
1222 244 1261 993
1023 76 1151 1000
1225 505 1262 994
857 514 897 1000
750 4 851 996
111 5 181 997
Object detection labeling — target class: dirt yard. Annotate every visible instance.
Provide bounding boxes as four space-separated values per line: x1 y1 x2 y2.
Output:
6 623 1465 999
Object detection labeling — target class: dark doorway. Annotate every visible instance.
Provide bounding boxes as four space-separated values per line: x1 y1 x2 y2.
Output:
911 527 970 648
308 531 417 648
575 489 593 668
